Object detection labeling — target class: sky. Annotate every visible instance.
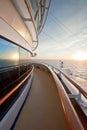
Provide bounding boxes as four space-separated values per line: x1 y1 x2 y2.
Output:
34 0 87 60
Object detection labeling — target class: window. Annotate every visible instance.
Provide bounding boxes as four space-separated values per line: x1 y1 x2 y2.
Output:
0 37 32 120
0 38 19 69
29 0 39 29
20 48 29 75
0 38 19 97
29 0 38 17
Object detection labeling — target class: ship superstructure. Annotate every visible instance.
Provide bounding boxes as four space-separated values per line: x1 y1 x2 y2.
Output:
0 0 51 129
0 1 87 130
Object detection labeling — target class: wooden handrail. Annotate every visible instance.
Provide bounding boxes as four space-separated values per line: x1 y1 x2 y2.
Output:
0 65 34 105
29 63 85 129
46 63 87 99
56 67 87 99
49 67 84 130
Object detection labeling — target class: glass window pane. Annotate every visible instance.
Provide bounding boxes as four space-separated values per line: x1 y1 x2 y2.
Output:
20 48 28 75
0 37 32 119
0 37 19 97
29 0 37 17
0 38 19 69
20 48 28 64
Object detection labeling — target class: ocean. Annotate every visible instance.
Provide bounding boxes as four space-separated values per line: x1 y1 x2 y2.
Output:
30 59 87 92
0 59 19 69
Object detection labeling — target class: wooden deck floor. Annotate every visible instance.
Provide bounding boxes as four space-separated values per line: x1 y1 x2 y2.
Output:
14 68 68 130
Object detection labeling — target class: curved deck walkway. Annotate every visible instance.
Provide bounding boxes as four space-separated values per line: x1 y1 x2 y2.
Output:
14 68 68 130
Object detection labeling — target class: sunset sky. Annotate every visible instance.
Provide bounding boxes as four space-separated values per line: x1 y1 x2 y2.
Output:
35 0 87 60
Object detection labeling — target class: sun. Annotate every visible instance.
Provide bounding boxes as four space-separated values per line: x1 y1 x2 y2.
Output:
12 54 19 60
72 51 87 61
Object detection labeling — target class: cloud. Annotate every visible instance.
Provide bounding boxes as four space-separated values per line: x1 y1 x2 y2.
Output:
36 0 87 59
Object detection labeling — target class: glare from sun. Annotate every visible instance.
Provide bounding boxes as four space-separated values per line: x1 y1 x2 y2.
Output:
72 51 87 61
12 54 19 60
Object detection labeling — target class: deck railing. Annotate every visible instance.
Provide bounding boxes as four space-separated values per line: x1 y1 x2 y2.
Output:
24 0 38 50
53 66 87 99
34 63 86 130
24 0 51 50
48 64 87 129
49 67 84 130
0 65 34 105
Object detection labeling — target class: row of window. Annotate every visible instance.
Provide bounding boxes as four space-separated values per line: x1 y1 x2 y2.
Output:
0 37 32 120
0 37 31 69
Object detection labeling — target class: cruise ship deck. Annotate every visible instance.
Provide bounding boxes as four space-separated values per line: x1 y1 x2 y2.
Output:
0 1 87 130
13 67 68 130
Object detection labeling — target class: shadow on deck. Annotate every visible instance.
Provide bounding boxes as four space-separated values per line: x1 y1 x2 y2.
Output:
14 68 68 130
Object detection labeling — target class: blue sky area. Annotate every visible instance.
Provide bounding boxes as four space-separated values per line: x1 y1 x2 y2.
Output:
35 0 87 60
